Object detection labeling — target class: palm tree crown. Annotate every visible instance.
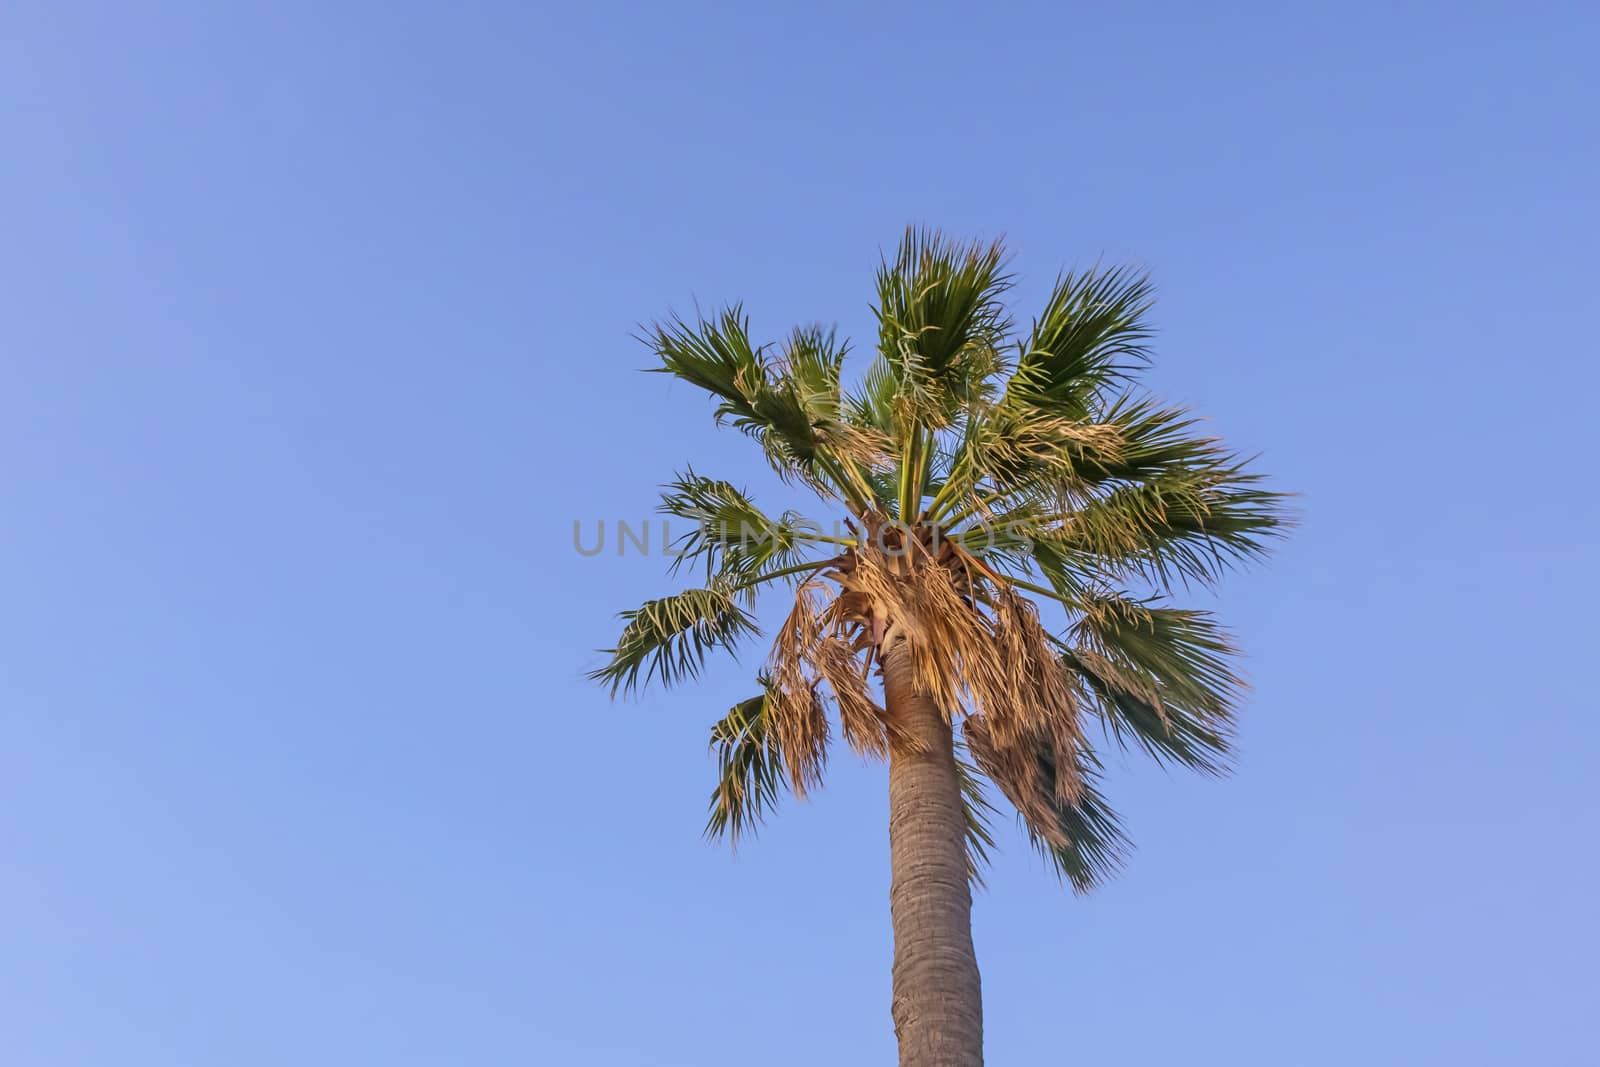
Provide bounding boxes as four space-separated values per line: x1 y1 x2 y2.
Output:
593 228 1288 891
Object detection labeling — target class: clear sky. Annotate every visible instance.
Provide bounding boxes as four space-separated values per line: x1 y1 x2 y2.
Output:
3 2 1597 1063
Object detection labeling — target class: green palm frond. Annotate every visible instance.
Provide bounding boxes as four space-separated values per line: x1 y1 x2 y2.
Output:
875 227 1013 425
946 392 1288 592
935 405 1125 520
591 583 760 696
736 337 849 479
781 324 847 416
1065 593 1242 772
1022 527 1095 599
646 305 764 417
705 683 788 844
1007 265 1155 420
1085 395 1230 483
844 352 900 437
1019 462 1285 591
659 468 817 585
647 309 881 501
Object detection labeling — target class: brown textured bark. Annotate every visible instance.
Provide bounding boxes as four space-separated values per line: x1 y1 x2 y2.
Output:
884 641 983 1066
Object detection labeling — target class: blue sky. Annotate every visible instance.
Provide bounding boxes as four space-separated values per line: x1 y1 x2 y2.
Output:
3 2 1596 1063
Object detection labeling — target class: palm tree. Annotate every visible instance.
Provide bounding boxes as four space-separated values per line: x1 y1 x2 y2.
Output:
592 229 1288 1066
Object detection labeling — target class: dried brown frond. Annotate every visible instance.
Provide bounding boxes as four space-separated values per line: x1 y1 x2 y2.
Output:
949 589 1086 842
990 589 1083 805
815 635 891 758
762 525 1087 805
816 538 1084 811
963 714 1066 850
768 582 831 795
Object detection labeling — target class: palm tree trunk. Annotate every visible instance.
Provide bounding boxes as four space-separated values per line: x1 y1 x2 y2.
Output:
883 642 983 1066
